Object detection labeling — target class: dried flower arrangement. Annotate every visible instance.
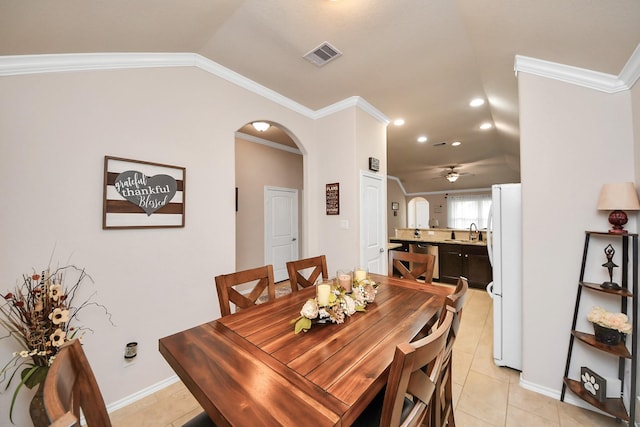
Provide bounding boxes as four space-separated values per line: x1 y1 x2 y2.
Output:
0 264 112 422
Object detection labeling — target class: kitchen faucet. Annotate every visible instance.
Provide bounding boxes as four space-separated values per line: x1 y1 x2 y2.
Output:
469 223 479 241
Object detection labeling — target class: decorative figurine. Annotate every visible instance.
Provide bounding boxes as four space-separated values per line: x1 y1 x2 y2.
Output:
601 244 621 290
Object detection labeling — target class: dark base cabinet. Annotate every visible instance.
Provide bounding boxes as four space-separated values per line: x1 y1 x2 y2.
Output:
439 243 492 289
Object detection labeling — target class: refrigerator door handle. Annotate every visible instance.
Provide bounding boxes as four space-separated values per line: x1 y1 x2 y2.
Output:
486 282 494 299
486 205 494 267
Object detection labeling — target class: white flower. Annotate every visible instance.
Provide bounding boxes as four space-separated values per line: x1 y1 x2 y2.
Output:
49 308 70 325
49 283 63 301
50 328 66 347
300 299 319 319
342 294 356 316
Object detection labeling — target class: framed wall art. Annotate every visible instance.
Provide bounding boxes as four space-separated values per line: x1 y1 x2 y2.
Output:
326 183 339 215
103 156 186 229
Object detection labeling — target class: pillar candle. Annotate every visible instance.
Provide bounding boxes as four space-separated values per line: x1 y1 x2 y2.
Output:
317 282 331 306
354 269 367 282
338 273 352 293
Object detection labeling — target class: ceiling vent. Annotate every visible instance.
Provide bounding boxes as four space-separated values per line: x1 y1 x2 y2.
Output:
303 42 342 67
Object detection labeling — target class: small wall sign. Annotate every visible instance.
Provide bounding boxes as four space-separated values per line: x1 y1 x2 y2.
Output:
368 157 380 172
103 156 186 229
326 183 339 215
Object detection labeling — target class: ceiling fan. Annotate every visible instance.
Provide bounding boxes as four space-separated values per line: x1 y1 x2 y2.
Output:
436 166 473 183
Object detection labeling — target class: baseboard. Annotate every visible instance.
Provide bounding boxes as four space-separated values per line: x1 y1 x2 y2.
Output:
106 375 181 414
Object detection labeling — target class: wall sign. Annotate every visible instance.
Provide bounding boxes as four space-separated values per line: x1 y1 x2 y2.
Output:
368 157 379 172
326 183 339 215
103 156 186 229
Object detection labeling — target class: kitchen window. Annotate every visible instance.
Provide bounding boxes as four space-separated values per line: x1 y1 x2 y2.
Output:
447 194 491 229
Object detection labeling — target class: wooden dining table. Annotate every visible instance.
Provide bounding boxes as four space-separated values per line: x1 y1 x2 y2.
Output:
159 273 453 427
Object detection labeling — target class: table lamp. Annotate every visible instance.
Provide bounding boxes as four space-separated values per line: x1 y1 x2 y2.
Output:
597 182 640 234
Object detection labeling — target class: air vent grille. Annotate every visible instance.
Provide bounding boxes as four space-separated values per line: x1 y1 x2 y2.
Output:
303 42 342 67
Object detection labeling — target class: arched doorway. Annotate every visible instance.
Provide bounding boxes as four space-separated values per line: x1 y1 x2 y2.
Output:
234 121 304 282
407 197 429 229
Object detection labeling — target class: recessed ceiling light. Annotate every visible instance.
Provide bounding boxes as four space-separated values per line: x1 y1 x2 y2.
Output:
417 136 427 143
393 119 405 126
480 122 492 130
470 98 485 107
451 141 462 146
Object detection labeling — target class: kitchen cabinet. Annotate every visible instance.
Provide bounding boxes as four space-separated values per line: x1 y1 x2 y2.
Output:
439 243 492 289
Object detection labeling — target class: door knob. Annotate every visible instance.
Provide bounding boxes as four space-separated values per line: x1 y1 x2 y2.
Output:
379 248 384 253
292 238 297 241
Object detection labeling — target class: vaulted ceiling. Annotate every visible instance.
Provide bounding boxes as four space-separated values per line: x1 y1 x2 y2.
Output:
2 1 640 193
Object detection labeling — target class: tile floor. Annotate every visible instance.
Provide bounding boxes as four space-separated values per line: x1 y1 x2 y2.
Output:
109 287 623 426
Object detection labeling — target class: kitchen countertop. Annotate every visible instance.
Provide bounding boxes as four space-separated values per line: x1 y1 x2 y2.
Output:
389 236 487 247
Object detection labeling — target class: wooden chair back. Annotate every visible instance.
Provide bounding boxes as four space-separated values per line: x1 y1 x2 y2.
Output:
43 339 112 427
215 265 275 317
286 255 328 292
433 276 468 427
388 250 436 283
380 308 454 427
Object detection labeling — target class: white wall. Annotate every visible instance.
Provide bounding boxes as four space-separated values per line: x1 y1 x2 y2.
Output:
0 61 386 424
518 71 637 416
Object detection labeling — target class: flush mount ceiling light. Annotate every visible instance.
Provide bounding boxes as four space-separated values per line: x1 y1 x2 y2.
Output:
252 121 271 132
451 141 462 146
417 136 427 143
480 122 492 130
393 118 405 126
470 98 485 107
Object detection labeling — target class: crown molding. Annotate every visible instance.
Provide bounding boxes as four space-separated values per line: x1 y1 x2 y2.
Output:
618 42 640 89
387 175 489 197
0 52 387 123
514 52 640 93
235 131 302 155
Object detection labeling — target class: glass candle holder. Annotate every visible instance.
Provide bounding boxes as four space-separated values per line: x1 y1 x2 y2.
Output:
316 279 332 307
337 270 353 293
353 267 368 283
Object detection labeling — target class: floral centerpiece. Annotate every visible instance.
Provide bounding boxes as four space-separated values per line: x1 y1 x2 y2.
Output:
291 277 378 334
587 306 632 345
0 264 112 423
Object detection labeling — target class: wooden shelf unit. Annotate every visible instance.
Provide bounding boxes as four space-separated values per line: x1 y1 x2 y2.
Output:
560 231 638 423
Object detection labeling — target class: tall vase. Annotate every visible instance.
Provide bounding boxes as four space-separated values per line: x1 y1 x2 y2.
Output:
29 382 49 427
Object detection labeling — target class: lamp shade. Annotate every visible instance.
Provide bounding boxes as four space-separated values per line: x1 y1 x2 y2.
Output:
597 182 640 211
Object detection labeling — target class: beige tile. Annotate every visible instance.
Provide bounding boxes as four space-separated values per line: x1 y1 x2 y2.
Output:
452 349 474 386
454 408 497 426
557 401 622 427
456 370 509 426
171 408 208 427
508 384 560 423
469 340 513 383
506 405 560 427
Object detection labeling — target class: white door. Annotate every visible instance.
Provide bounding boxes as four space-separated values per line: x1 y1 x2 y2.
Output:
360 172 386 274
265 187 299 282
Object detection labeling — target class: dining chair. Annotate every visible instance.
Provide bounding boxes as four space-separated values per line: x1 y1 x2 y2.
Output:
286 255 328 292
432 276 468 427
353 308 454 427
388 250 436 283
43 339 112 427
215 264 275 317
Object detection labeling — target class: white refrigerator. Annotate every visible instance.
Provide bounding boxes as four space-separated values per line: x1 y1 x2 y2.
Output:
487 183 522 371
